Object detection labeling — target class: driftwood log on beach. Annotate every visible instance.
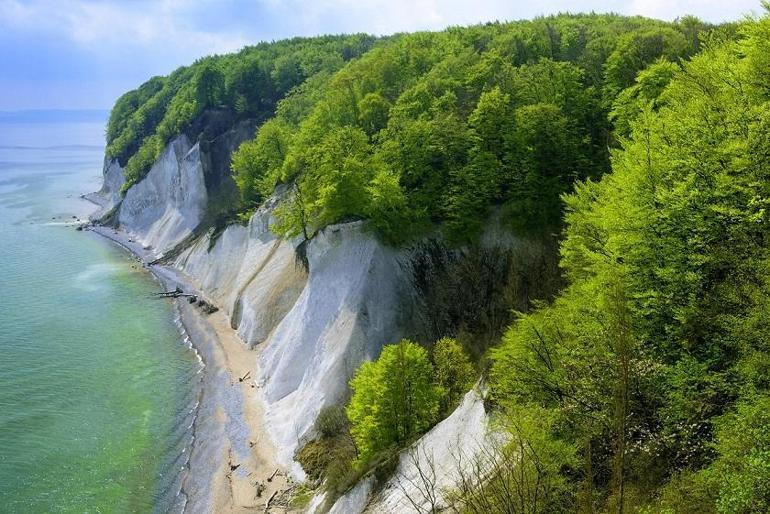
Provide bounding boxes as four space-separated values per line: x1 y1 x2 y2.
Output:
152 287 197 299
263 490 278 513
151 288 219 315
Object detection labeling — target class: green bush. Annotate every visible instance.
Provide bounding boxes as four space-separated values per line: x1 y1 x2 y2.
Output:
433 337 475 415
711 396 770 513
296 435 356 482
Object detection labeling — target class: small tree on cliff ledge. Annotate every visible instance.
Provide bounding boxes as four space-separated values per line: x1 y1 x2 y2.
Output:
347 340 441 463
433 337 475 416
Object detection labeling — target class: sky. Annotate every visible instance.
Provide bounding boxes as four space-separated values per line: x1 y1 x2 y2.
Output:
0 0 763 111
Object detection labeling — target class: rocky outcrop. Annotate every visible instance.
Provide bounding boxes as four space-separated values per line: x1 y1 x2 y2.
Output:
328 477 376 514
94 113 257 256
368 389 493 512
172 194 306 347
257 221 418 472
84 157 124 217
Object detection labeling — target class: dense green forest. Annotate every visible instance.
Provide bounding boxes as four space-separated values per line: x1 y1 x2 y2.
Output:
491 11 770 512
108 13 720 242
233 13 718 244
107 8 770 513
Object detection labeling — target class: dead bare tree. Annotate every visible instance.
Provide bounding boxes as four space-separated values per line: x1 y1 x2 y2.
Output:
445 427 556 514
395 444 441 514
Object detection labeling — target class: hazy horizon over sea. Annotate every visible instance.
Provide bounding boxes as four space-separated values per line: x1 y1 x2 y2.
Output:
0 120 199 512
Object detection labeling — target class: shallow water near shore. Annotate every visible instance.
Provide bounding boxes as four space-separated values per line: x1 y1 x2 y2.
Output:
0 121 199 512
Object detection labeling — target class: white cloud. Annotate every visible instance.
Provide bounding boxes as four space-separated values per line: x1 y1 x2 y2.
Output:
251 0 761 40
258 0 531 36
627 0 761 21
0 0 249 55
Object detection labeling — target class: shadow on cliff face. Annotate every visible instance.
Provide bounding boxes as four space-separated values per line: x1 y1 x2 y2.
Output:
192 109 260 225
407 235 562 361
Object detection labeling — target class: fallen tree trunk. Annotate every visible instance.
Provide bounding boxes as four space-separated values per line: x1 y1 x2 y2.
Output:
152 287 197 299
264 490 278 513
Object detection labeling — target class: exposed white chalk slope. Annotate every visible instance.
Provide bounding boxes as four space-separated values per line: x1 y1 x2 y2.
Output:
172 196 306 347
321 390 492 514
258 222 417 473
173 215 418 475
118 135 207 254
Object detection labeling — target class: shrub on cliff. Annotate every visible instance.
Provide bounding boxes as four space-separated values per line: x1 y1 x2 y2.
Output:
231 118 293 207
433 337 475 415
297 404 357 489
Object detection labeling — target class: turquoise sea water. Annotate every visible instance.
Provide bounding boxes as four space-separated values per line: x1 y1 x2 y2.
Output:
0 122 199 512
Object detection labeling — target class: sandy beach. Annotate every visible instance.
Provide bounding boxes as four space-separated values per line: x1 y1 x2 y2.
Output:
88 225 299 513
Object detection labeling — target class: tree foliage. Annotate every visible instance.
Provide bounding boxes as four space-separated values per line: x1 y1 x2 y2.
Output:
491 12 770 512
347 340 441 463
227 14 713 244
448 405 577 514
110 15 719 237
231 118 293 207
432 337 475 415
342 335 477 472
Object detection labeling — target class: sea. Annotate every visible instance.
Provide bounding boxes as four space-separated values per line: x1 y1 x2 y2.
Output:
0 119 200 512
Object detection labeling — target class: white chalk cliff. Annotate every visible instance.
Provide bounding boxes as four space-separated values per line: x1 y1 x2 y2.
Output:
174 213 418 473
97 134 421 469
97 133 496 510
117 135 208 254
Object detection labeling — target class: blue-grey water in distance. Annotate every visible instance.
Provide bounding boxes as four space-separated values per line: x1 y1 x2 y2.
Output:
0 122 199 512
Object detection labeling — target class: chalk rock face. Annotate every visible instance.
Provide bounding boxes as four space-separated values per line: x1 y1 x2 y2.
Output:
173 212 419 475
169 195 424 479
368 390 491 512
305 491 328 514
258 221 418 473
85 157 124 217
172 196 307 347
329 477 376 514
118 135 207 254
